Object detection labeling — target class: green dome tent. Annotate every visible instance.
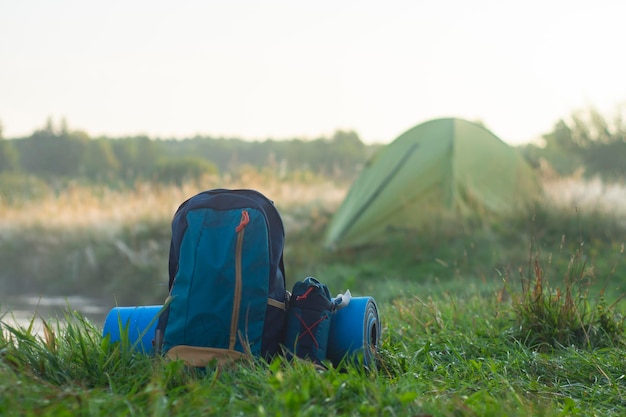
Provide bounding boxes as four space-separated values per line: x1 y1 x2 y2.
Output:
324 118 540 249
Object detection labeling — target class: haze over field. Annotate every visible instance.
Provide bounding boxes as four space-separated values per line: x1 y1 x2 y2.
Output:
1 0 625 144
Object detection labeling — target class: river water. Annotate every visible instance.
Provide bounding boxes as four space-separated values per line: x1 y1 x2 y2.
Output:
1 294 111 336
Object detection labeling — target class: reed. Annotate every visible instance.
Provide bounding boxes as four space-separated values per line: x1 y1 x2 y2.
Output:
0 173 347 235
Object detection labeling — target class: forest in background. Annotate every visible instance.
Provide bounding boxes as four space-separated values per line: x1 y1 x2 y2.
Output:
0 117 377 198
1 106 626 200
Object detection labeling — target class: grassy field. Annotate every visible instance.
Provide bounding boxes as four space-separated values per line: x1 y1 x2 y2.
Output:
1 174 626 416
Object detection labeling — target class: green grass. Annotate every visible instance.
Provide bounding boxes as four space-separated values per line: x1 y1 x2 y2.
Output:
3 231 626 416
2 279 626 416
1 179 626 416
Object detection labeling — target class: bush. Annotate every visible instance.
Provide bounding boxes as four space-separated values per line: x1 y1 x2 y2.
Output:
153 156 218 185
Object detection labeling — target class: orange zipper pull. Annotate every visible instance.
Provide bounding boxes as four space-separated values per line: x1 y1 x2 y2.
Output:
235 209 249 232
296 286 314 301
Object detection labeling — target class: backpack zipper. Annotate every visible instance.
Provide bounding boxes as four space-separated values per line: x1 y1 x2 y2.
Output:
230 210 249 350
296 286 314 300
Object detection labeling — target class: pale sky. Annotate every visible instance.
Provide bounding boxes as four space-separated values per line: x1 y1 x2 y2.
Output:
1 0 625 145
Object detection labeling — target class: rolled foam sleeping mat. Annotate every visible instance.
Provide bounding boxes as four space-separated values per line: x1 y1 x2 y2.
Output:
101 297 381 367
327 296 380 368
102 305 163 353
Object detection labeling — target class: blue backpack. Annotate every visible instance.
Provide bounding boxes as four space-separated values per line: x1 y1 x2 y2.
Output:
154 189 288 366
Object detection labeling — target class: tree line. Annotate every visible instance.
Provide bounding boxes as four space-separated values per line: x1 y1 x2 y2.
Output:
0 118 378 189
520 107 626 181
1 106 625 195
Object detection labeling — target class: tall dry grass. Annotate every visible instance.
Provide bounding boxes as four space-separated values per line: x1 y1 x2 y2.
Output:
2 173 625 236
0 173 348 236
